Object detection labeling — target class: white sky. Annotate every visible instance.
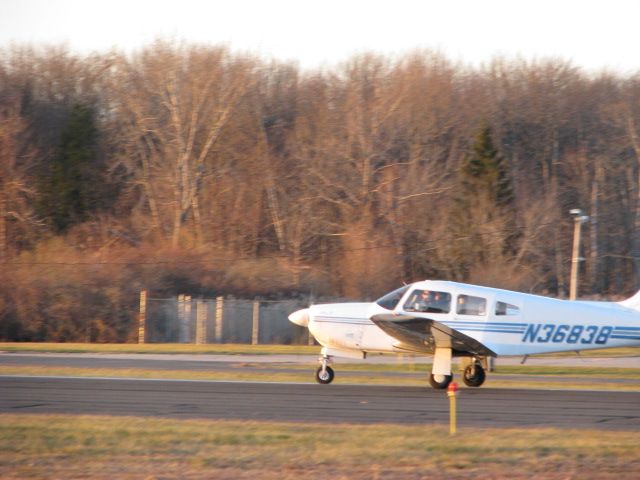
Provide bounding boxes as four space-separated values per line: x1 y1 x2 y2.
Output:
1 0 640 73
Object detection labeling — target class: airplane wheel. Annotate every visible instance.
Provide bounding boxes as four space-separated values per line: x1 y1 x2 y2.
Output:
428 373 453 389
315 366 335 384
462 363 486 387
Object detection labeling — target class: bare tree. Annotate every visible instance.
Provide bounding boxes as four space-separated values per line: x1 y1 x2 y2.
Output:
0 90 39 260
107 43 256 247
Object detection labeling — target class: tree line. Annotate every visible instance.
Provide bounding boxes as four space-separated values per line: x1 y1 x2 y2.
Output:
1 42 640 341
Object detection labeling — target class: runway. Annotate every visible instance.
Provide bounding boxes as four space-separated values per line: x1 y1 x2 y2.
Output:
2 375 639 430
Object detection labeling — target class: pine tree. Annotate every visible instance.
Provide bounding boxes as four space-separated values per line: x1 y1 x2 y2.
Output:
461 123 514 210
39 103 100 233
448 123 517 279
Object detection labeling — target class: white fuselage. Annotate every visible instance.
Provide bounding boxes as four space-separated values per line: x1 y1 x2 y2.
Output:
300 280 640 358
307 302 400 356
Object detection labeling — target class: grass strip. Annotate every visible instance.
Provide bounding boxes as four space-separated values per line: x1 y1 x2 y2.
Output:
0 342 319 355
1 342 638 358
1 414 638 479
335 363 640 378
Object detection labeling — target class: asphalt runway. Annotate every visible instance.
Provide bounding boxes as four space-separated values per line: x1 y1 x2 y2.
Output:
2 375 639 430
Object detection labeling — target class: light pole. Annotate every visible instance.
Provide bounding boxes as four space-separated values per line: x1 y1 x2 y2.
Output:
569 209 589 300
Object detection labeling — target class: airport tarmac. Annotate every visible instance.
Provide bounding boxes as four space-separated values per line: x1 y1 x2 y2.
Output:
2 375 639 430
1 352 639 431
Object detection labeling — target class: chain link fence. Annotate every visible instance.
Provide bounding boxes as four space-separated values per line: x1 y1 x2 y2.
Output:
140 294 312 345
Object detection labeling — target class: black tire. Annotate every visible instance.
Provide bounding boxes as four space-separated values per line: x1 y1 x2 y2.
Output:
462 363 486 387
429 373 453 389
315 365 335 384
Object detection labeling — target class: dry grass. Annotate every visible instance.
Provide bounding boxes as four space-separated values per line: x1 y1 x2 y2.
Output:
0 365 316 384
1 364 639 391
2 342 639 391
0 342 319 355
1 342 638 358
1 414 639 479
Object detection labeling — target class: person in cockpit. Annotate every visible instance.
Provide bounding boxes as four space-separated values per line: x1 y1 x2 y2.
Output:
431 291 448 313
414 290 431 312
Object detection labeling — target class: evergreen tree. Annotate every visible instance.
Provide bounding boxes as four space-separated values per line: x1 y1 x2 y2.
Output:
461 123 514 210
39 103 100 233
448 123 517 279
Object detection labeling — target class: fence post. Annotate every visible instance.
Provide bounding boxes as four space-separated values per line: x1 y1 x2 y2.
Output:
196 300 206 344
184 295 192 343
251 300 260 345
215 296 224 343
137 290 147 344
176 295 184 342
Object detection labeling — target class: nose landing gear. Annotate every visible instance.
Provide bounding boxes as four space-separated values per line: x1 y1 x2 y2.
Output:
315 365 335 384
316 353 335 384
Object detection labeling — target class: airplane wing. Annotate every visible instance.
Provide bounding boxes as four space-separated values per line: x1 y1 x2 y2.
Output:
371 313 496 357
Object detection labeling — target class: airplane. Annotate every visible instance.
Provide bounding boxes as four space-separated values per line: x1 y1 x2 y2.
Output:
288 280 640 389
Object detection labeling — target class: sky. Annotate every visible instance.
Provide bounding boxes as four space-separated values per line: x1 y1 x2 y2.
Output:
1 0 640 73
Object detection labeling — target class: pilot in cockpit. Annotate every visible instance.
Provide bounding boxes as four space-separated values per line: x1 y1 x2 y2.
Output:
409 289 450 313
414 290 431 312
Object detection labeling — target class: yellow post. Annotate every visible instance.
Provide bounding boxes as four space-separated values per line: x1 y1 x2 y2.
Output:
447 381 459 435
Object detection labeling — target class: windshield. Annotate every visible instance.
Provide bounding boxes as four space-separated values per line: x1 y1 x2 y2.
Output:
375 285 410 310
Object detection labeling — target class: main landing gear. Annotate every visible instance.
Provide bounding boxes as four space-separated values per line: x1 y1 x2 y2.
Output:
462 361 486 387
429 354 487 389
429 373 453 389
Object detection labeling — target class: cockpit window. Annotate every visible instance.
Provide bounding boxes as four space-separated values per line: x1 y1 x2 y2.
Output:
457 295 486 316
375 285 410 310
403 289 451 313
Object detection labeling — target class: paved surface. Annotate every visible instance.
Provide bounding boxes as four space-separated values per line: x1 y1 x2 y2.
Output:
1 351 639 367
1 376 639 430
